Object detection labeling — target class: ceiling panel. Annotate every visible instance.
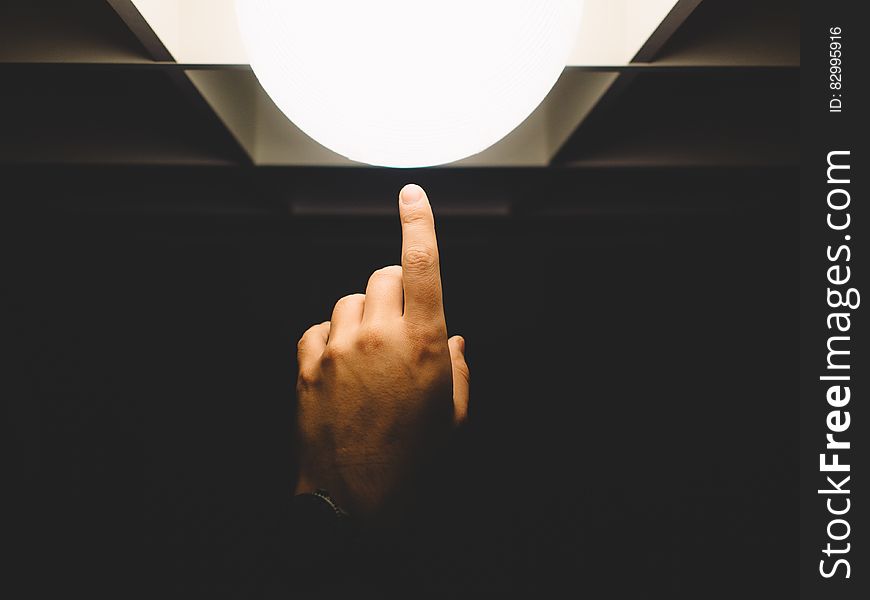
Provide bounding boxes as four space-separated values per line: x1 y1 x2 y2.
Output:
0 0 150 63
652 0 799 66
0 69 245 165
554 70 799 167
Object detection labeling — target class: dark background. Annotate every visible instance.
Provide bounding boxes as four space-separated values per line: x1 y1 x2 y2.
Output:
3 166 796 598
2 1 798 598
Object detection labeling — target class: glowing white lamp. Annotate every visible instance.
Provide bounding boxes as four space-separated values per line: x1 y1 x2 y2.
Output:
235 0 583 168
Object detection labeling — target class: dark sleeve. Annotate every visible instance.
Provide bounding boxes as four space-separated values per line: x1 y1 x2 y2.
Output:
257 494 358 598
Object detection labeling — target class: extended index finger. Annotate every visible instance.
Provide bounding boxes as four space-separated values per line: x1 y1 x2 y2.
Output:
398 184 444 324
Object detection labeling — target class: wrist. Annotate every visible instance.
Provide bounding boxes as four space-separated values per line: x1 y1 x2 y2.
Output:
295 468 355 512
294 488 351 519
295 464 396 518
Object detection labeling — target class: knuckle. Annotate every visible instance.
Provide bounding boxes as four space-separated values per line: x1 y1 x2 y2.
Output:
355 327 386 353
402 245 437 274
374 265 402 277
334 293 363 309
296 365 320 388
407 328 444 363
422 326 444 347
297 325 319 350
320 343 346 364
368 266 399 285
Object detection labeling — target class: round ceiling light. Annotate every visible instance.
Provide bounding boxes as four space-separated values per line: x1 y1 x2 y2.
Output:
235 0 583 168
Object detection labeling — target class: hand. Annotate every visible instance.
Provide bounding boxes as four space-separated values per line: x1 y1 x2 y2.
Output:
294 184 470 518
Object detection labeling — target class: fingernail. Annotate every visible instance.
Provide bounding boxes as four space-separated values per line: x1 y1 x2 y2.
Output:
457 336 465 352
401 183 423 205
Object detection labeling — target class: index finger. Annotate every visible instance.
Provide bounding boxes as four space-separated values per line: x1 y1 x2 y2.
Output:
398 183 444 325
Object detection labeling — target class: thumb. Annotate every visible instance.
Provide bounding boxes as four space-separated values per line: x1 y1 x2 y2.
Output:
448 335 470 425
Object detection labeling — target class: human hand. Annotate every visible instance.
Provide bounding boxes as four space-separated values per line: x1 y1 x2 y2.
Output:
294 184 469 518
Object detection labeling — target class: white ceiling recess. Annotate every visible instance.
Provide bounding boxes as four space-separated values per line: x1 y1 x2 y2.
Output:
124 0 686 167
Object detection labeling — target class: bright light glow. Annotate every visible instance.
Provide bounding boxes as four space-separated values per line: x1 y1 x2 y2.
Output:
235 0 583 167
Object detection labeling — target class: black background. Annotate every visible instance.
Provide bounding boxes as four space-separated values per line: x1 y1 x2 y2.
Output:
3 164 796 598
